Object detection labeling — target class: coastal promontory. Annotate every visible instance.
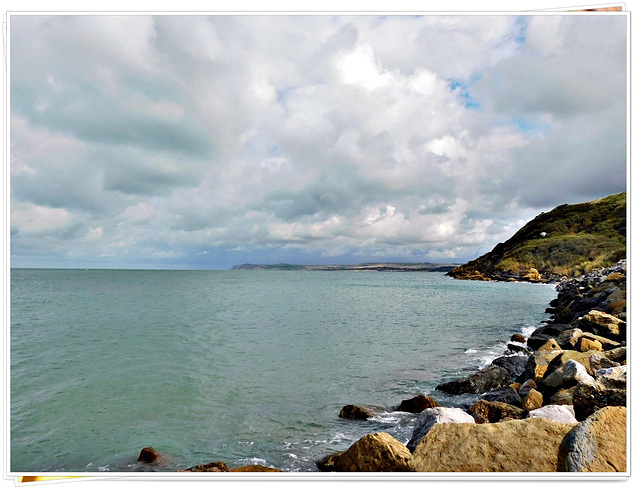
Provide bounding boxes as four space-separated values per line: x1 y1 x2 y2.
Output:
447 192 626 282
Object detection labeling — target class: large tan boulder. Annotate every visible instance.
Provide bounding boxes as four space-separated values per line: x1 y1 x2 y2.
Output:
579 310 625 340
317 432 411 472
408 418 576 472
558 406 627 472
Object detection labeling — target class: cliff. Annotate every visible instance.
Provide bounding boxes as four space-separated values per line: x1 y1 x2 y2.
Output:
447 192 626 282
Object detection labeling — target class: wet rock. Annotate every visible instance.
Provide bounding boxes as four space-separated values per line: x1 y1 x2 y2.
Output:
408 418 576 472
467 400 525 424
491 355 529 378
137 447 159 463
510 333 526 343
339 404 373 420
436 365 512 395
396 394 440 413
406 407 475 452
558 406 627 472
317 432 411 472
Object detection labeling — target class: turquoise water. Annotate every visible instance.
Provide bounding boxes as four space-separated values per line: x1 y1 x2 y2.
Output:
10 269 556 472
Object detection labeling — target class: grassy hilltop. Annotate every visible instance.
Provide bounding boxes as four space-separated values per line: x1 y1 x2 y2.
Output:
448 192 626 281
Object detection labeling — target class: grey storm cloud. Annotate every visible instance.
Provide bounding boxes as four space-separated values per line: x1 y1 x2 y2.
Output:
8 13 628 269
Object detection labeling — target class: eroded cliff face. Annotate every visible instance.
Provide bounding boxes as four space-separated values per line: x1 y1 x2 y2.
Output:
447 192 626 282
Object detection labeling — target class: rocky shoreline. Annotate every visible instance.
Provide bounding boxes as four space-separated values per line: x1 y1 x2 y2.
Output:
136 260 627 473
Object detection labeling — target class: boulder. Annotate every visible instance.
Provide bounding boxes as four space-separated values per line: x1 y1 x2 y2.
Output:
605 299 626 315
510 333 526 343
137 447 159 463
555 328 584 349
578 337 602 352
572 384 626 421
603 346 626 364
522 389 544 412
594 365 626 389
339 405 373 420
545 350 597 377
436 366 512 395
548 387 577 405
316 432 411 472
518 379 537 398
518 350 563 383
491 355 528 378
589 354 621 373
579 310 625 340
396 395 440 414
507 342 532 355
481 386 522 407
467 400 525 424
527 405 577 424
524 268 540 281
558 406 627 472
542 360 596 389
406 407 475 452
539 338 562 352
408 418 576 472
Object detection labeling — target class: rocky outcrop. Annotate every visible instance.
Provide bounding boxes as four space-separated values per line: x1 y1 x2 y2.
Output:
408 418 577 472
316 432 411 472
435 365 512 395
339 404 373 420
558 406 627 472
395 394 440 414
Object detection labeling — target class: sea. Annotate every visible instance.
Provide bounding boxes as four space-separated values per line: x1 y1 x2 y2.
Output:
10 268 557 473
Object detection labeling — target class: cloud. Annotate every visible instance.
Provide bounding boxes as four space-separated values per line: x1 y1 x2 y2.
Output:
9 13 628 268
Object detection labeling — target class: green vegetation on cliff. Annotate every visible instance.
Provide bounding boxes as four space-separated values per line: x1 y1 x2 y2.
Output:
448 192 626 281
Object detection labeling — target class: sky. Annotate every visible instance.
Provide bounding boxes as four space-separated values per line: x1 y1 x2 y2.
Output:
7 10 628 269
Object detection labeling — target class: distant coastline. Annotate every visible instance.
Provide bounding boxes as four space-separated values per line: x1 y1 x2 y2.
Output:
231 262 459 272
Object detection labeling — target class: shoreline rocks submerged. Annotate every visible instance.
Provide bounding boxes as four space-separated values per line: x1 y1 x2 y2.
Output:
138 260 627 474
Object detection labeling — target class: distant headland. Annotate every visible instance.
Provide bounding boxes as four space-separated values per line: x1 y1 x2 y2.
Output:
231 262 459 272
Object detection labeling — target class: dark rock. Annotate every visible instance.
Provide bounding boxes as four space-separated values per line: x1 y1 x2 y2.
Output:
467 399 525 423
339 404 373 420
510 333 526 343
527 334 554 350
491 355 528 378
572 384 627 421
507 342 532 355
395 394 440 414
436 366 513 395
137 447 159 463
480 386 523 407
